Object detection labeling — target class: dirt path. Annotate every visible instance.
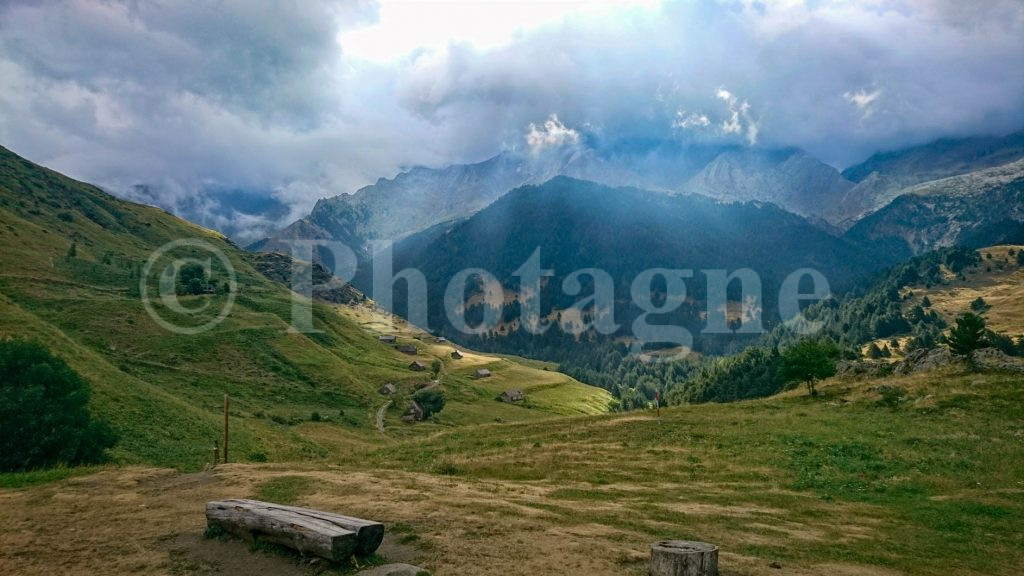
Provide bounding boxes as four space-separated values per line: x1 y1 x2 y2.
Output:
375 399 391 434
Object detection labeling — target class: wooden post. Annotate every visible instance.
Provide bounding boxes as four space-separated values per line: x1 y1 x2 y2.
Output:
212 440 219 466
650 540 718 576
223 394 229 464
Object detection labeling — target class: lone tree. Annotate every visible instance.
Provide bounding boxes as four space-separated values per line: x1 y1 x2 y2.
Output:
944 312 987 357
0 340 117 472
781 339 840 397
413 388 446 420
179 262 209 295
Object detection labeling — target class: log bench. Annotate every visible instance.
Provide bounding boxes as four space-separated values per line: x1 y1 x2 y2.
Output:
206 499 385 562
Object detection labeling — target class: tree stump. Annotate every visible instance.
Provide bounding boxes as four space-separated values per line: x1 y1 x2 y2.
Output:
650 540 718 576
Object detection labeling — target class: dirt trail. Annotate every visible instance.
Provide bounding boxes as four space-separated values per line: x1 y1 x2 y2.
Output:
375 399 391 434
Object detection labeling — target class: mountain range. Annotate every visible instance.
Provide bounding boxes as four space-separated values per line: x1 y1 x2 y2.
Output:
255 130 1024 259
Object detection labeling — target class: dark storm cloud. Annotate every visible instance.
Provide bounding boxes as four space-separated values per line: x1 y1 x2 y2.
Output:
396 0 1024 165
1 0 1022 239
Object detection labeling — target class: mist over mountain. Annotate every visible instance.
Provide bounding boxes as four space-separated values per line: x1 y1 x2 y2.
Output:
258 130 1024 259
258 143 724 254
122 184 294 243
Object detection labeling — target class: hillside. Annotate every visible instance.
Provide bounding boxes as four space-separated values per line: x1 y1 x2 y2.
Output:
379 177 889 360
0 145 608 470
844 160 1024 258
2 366 1021 575
864 244 1024 359
835 130 1024 226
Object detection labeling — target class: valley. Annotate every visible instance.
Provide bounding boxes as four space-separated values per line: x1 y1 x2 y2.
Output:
3 3 1024 576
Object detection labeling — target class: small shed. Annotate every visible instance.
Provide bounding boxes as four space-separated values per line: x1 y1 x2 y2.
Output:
474 368 492 379
434 337 448 343
402 401 424 422
451 350 463 360
378 334 396 344
409 360 426 372
378 383 397 396
396 345 418 355
499 390 525 403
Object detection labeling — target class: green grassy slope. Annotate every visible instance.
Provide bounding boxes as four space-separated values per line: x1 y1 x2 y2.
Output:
0 146 608 469
349 368 1024 575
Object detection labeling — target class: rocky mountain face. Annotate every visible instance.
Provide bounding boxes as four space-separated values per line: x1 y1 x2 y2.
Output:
844 159 1024 258
256 130 1024 263
258 145 720 256
835 131 1024 227
680 148 855 229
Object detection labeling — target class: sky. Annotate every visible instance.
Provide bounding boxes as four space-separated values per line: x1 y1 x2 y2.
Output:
1 0 1023 240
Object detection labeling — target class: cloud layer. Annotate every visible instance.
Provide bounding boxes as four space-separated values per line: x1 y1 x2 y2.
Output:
1 0 1022 239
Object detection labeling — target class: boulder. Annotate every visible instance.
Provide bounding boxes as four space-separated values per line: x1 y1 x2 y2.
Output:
894 347 952 375
837 359 892 378
970 348 1024 372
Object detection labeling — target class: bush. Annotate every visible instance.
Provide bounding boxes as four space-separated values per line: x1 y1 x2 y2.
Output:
0 340 117 472
413 388 446 419
876 385 906 409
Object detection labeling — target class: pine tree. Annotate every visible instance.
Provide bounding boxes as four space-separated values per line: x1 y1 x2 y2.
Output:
945 313 987 357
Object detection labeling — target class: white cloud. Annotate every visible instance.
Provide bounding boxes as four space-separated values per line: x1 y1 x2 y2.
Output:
844 88 884 119
525 114 581 155
673 110 711 129
0 0 1022 233
673 87 758 145
342 0 661 62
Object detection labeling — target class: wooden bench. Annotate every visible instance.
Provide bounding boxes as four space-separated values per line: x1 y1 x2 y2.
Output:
206 499 384 561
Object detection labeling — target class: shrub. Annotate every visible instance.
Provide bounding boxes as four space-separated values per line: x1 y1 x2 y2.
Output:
0 340 117 472
413 388 446 419
877 385 906 409
310 411 321 422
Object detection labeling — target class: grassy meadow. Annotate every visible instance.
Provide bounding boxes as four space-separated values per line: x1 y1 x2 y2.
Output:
2 367 1022 575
